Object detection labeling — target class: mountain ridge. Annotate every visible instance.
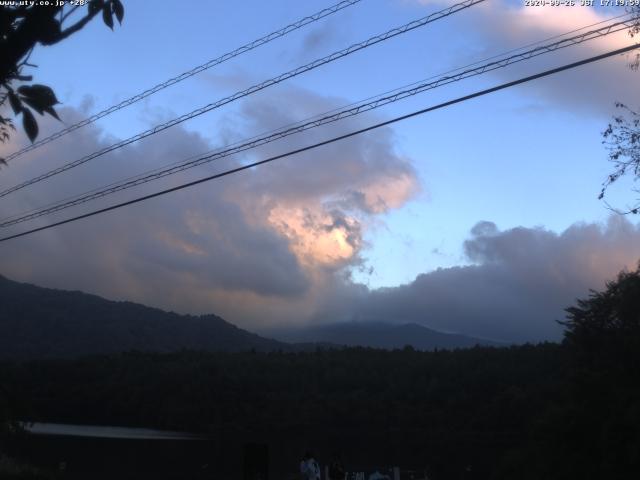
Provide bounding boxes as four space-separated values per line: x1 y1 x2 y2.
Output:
264 320 501 350
0 275 499 359
0 275 287 359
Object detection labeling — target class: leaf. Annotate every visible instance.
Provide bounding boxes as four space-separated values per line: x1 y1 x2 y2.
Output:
22 108 38 143
43 106 61 121
21 97 45 115
7 91 22 114
88 0 103 15
38 16 62 45
112 0 124 24
17 84 59 107
102 4 114 30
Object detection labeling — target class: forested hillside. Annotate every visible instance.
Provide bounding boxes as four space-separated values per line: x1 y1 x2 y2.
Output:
0 275 286 358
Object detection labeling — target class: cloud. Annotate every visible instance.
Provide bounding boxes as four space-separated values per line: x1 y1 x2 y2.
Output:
218 85 420 268
0 109 311 300
300 21 345 58
412 0 639 114
0 85 420 329
4 82 638 345
318 216 640 342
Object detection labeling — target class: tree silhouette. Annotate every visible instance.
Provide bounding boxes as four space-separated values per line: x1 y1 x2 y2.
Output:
601 104 640 214
0 0 124 155
562 263 640 356
599 7 640 213
552 264 640 478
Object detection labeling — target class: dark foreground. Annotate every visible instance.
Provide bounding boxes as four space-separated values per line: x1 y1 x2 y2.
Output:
1 340 638 480
2 267 640 479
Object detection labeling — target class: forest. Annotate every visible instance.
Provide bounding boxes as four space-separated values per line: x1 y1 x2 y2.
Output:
1 266 639 479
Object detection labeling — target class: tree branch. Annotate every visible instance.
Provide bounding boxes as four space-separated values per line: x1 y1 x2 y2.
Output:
56 6 102 42
60 5 81 24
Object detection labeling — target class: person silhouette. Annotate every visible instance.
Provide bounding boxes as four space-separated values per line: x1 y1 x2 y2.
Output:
300 451 321 480
328 453 346 480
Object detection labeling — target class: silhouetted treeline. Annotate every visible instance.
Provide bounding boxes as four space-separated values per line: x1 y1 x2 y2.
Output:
1 340 639 479
1 267 639 479
0 344 574 479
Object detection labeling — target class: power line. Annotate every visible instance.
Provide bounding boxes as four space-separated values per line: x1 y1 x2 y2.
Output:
0 14 632 226
0 0 485 199
7 11 629 225
0 16 632 228
1 0 364 164
4 9 628 226
1 43 637 244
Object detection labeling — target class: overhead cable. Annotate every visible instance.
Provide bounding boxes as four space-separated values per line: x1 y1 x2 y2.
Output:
0 16 632 228
1 43 637 243
1 0 365 163
0 0 485 198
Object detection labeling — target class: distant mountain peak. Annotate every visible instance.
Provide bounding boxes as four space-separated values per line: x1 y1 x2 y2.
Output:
265 320 501 351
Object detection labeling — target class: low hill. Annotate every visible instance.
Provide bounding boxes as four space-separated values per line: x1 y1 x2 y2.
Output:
265 321 501 350
0 275 287 359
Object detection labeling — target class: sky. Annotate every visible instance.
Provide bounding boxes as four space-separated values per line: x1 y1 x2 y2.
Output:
1 0 640 342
